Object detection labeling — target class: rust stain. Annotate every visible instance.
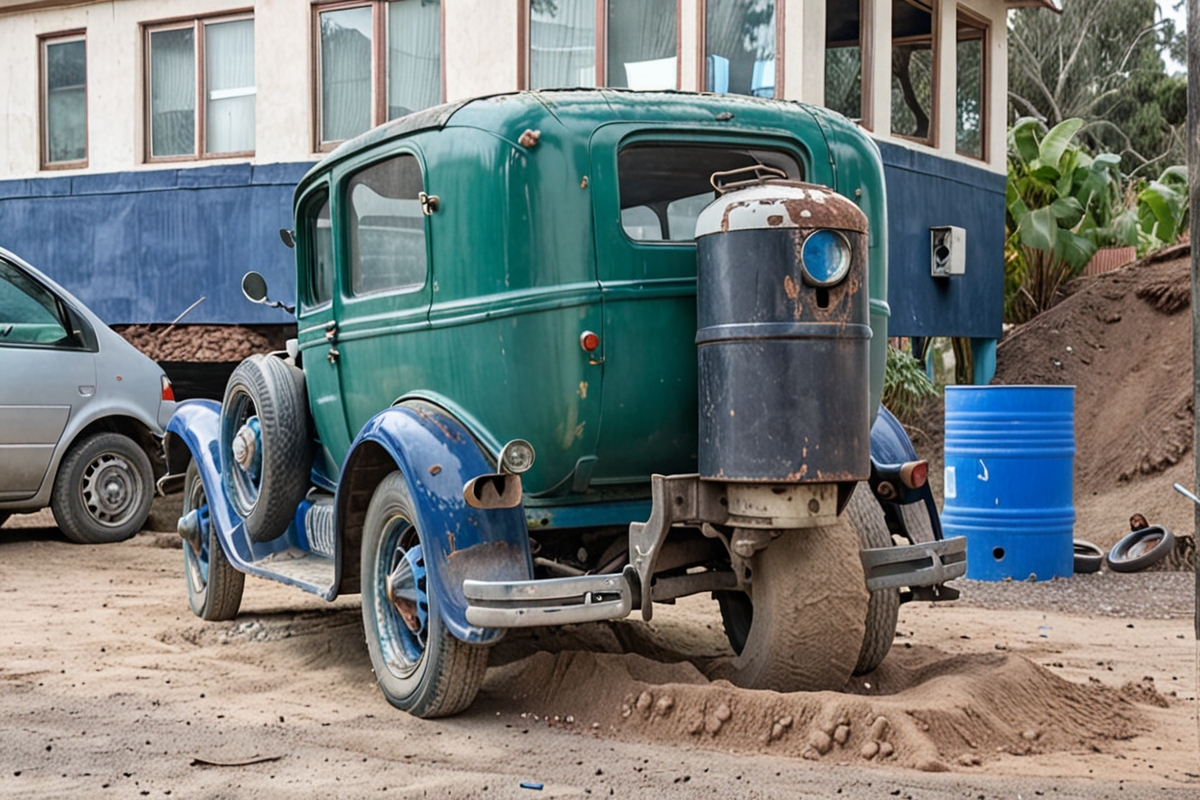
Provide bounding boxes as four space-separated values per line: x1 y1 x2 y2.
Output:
518 129 541 148
784 465 809 481
429 464 442 476
767 214 784 226
577 381 588 400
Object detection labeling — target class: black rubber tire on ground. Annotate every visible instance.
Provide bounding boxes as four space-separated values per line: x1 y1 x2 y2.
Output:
361 471 490 718
1106 526 1176 573
182 460 245 621
51 431 154 544
844 483 900 675
713 519 869 692
1073 539 1104 574
219 354 312 543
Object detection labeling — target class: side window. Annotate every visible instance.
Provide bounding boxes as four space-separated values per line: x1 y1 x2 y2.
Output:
347 154 428 296
0 260 70 346
617 144 803 242
302 191 334 307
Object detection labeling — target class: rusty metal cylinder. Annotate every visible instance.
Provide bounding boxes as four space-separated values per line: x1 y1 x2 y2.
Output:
694 182 872 483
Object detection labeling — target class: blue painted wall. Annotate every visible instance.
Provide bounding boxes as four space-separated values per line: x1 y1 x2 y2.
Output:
0 150 1004 335
0 162 314 325
877 142 1006 339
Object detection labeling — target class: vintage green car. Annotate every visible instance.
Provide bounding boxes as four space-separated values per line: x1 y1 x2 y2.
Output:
164 90 965 718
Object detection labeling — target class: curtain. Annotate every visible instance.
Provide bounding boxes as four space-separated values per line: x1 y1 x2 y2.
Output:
321 7 373 143
387 0 441 120
530 0 596 89
150 28 195 157
205 19 255 154
606 0 675 89
45 39 86 163
705 0 775 97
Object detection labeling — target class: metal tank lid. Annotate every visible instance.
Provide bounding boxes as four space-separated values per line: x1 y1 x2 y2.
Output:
695 181 868 238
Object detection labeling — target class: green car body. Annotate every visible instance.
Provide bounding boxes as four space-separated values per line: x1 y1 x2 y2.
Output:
291 90 889 515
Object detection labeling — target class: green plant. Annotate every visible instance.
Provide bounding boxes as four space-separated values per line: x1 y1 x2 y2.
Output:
1119 164 1189 255
882 343 937 424
1005 117 1126 323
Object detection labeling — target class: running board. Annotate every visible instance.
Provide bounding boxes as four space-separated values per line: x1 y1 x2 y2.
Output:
463 566 638 628
860 536 967 592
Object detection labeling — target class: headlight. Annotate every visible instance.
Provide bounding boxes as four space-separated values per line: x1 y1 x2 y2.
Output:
800 230 852 287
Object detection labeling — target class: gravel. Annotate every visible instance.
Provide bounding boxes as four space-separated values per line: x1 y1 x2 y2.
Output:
949 572 1196 620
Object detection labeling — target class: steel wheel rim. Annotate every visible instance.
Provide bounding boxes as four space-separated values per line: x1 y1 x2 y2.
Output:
80 452 143 528
373 514 427 678
226 388 262 515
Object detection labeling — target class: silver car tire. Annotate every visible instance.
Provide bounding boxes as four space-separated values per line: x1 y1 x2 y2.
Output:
51 431 154 544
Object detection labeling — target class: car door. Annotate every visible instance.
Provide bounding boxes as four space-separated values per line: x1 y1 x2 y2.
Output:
0 257 97 500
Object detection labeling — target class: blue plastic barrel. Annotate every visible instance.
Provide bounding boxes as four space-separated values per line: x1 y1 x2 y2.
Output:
941 386 1075 581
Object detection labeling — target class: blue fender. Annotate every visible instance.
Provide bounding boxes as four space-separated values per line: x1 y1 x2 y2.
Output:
869 405 943 541
163 401 316 588
338 405 534 645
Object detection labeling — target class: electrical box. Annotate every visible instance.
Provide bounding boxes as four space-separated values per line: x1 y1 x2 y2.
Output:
930 226 966 277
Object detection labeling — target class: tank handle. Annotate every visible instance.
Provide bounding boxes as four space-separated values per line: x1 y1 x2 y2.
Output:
709 164 790 194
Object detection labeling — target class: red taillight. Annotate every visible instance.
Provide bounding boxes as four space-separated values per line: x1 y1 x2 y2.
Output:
580 330 600 353
900 460 928 489
161 375 175 403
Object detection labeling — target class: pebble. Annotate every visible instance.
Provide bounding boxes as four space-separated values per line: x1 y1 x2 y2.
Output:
636 692 653 712
958 753 982 766
870 716 890 741
714 703 731 722
915 757 948 772
878 741 894 758
1022 729 1040 741
860 741 879 759
833 724 851 745
653 696 674 716
770 722 785 741
809 731 833 755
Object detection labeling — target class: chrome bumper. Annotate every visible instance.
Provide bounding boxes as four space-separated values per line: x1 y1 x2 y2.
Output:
860 535 967 592
463 566 637 628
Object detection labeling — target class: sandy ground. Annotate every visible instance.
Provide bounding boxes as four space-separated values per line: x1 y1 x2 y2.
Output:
1 509 1197 799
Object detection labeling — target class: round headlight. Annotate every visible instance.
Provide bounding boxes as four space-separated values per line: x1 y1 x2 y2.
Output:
498 439 536 474
800 230 852 287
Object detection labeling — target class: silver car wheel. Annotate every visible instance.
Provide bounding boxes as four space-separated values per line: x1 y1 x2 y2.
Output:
80 452 143 528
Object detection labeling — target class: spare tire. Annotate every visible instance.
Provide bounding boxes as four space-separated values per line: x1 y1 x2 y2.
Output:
220 354 312 543
1106 526 1175 573
1073 539 1104 574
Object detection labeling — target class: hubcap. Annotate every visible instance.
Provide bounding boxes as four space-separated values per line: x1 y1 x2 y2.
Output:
81 453 142 527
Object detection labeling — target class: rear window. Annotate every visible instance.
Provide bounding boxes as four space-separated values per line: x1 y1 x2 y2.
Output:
617 144 803 242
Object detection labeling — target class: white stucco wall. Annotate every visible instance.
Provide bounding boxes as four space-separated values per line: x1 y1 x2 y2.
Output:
0 0 1013 180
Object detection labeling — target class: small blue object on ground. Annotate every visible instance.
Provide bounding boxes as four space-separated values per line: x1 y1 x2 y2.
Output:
520 782 544 790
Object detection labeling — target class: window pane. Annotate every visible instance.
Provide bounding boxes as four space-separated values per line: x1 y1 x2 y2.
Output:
0 261 68 345
205 19 255 154
305 194 334 307
824 1 861 120
891 0 933 140
45 39 87 163
348 156 427 295
606 0 676 89
150 27 196 157
387 0 441 120
320 6 373 143
705 0 775 98
529 0 596 90
618 144 802 242
956 19 984 157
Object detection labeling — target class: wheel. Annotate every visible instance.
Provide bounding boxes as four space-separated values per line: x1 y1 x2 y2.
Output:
51 432 154 544
899 496 937 544
1106 526 1175 573
219 354 311 543
714 519 869 693
361 471 490 718
1073 539 1104 574
843 483 899 675
181 461 244 620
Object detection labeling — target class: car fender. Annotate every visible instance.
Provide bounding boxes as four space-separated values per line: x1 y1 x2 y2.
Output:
336 405 534 645
869 404 943 541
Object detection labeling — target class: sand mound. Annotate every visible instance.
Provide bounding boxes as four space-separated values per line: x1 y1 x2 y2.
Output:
477 644 1143 771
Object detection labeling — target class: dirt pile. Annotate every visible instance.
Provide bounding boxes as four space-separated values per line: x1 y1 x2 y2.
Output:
114 323 295 362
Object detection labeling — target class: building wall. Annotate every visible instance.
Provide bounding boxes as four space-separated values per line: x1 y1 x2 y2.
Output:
0 0 1013 333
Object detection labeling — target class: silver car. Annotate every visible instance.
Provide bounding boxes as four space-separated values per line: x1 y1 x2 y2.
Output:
0 247 175 543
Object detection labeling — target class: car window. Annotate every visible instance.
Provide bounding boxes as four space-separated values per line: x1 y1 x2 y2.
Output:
0 259 70 346
617 144 804 242
302 191 334 307
347 154 427 296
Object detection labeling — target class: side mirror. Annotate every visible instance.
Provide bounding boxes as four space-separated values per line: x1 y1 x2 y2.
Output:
242 271 269 303
279 229 295 248
241 271 295 314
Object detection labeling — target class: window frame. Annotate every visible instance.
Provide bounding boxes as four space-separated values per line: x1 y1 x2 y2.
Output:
517 0 683 91
823 0 873 130
299 185 335 311
954 4 989 161
889 0 939 147
313 0 447 153
143 10 257 163
39 30 88 171
342 150 431 299
696 0 785 100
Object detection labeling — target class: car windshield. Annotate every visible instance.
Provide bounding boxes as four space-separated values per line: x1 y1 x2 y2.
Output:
617 144 803 242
